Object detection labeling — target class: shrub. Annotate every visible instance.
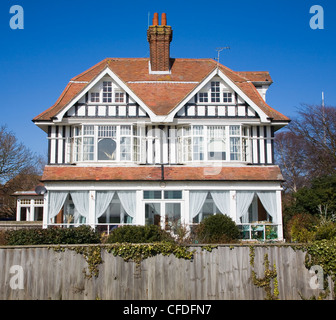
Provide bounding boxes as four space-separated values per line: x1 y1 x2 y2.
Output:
5 225 100 245
0 231 8 246
287 213 318 243
195 214 240 243
105 225 174 244
314 221 336 241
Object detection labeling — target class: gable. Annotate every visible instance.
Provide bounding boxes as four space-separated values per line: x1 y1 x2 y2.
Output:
176 75 258 118
64 76 148 118
32 58 289 124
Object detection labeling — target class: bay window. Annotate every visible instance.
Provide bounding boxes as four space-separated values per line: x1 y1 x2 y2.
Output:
180 125 250 163
73 124 135 162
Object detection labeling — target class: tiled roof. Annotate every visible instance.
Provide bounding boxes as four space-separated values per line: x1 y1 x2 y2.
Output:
33 58 289 122
41 165 284 182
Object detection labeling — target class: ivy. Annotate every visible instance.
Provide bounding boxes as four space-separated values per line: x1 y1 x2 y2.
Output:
52 245 103 279
201 245 218 252
249 247 279 300
105 242 195 265
51 242 195 279
305 239 336 298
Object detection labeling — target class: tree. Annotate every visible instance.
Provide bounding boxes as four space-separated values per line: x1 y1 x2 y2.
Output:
274 130 308 192
0 125 46 219
0 125 41 184
289 104 336 178
275 104 336 192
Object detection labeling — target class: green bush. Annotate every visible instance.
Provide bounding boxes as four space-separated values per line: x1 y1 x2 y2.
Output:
287 213 318 243
314 221 336 241
195 214 240 243
5 225 101 245
105 225 174 244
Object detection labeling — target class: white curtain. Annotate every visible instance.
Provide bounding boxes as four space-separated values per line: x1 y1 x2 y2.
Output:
70 191 90 221
189 191 208 222
236 191 255 223
95 191 115 223
210 191 231 217
48 191 68 221
118 191 136 223
257 191 277 224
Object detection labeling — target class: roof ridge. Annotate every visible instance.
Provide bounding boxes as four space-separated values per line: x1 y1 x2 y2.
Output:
71 58 109 81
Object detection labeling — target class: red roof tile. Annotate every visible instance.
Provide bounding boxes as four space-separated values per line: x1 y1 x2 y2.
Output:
33 58 289 122
41 165 284 182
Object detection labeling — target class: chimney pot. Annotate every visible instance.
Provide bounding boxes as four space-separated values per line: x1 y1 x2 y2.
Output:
152 12 159 26
161 13 167 26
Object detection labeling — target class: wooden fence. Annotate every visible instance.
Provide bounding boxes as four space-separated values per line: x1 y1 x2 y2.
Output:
0 244 333 300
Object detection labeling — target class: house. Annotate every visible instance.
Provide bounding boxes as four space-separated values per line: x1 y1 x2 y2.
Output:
13 190 44 222
32 13 289 240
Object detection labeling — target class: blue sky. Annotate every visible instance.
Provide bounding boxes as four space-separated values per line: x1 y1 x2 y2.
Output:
0 0 335 157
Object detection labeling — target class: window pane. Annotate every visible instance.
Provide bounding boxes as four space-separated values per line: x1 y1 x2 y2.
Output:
208 126 226 160
229 125 240 136
193 136 204 160
193 125 203 135
98 126 116 138
165 203 181 234
120 125 131 135
208 139 226 160
143 191 162 199
84 125 94 136
74 126 81 136
74 137 82 161
145 203 161 226
230 137 241 161
103 82 112 102
98 138 116 160
120 137 131 161
164 191 182 199
83 137 94 161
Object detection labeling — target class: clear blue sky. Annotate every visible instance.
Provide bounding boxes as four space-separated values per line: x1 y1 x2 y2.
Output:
0 0 335 158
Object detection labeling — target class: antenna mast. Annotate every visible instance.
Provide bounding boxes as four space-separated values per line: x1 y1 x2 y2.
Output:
215 47 230 65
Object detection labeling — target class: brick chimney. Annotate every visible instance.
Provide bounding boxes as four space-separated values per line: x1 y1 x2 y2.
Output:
147 13 173 72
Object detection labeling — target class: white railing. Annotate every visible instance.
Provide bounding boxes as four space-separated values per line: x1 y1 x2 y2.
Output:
237 223 279 241
47 223 135 235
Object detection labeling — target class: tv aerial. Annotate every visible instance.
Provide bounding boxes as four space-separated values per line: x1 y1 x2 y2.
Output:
215 47 230 65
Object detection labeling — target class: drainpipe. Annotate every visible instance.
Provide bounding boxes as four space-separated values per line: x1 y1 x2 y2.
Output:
161 164 164 180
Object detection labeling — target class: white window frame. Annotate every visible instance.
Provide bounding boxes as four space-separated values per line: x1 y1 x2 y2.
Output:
199 92 208 103
114 91 125 103
102 81 113 103
178 124 250 163
72 124 137 163
90 92 100 103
